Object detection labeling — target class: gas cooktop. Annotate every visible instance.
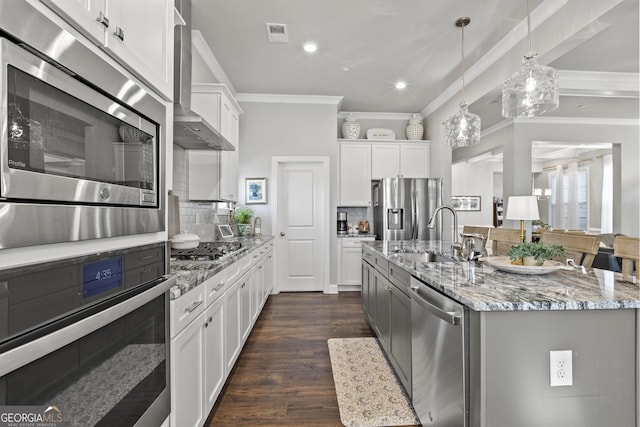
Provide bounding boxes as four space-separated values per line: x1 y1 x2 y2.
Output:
170 241 243 261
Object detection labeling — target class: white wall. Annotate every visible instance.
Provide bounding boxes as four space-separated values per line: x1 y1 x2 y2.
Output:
237 99 341 284
452 161 502 231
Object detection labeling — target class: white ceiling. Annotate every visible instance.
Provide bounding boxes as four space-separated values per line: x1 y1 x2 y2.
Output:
190 0 639 117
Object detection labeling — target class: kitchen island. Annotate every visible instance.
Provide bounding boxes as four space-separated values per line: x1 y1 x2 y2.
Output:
362 240 640 427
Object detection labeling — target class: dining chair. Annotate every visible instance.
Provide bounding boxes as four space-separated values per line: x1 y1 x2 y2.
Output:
462 225 491 241
613 235 639 283
539 230 600 268
488 227 521 256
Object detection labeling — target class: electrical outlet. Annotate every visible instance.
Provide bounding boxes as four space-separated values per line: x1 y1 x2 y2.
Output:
550 350 573 386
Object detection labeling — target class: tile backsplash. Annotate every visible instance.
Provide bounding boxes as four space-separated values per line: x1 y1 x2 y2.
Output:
337 207 373 235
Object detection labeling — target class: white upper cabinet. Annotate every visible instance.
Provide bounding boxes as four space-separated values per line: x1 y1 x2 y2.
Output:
339 141 430 206
41 0 174 99
188 151 221 201
339 143 372 207
41 0 108 44
371 144 400 179
191 84 242 201
399 144 430 178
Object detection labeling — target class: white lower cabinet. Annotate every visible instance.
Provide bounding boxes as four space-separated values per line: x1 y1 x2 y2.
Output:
204 297 225 413
224 278 241 373
171 243 274 427
172 311 205 427
239 272 252 342
338 237 375 288
170 282 206 427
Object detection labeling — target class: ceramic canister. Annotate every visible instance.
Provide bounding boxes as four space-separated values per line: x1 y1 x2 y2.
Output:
341 113 360 139
405 113 424 140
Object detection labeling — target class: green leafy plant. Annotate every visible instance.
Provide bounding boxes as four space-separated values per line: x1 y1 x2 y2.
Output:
508 241 565 265
234 206 254 224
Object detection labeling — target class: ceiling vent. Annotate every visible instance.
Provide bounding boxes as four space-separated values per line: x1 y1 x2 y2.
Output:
266 23 288 43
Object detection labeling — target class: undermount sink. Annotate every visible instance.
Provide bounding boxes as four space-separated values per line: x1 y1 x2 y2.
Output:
390 252 452 264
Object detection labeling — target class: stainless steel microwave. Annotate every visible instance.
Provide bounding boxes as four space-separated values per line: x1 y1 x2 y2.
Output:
0 1 166 249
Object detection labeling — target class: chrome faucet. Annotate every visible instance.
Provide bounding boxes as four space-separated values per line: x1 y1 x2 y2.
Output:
427 205 462 257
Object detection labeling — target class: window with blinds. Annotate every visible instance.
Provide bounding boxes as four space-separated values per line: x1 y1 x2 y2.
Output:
549 168 589 230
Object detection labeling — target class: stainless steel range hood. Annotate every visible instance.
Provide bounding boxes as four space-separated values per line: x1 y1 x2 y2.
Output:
174 0 235 151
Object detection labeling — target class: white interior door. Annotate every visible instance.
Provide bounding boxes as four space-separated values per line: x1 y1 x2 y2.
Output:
273 157 328 292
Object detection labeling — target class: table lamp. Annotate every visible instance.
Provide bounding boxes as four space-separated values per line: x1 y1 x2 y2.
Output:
506 196 540 242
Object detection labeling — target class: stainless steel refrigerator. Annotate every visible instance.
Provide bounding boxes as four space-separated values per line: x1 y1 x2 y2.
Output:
372 178 443 241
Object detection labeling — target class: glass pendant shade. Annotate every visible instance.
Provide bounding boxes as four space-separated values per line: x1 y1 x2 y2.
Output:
442 17 480 148
443 102 481 147
502 52 559 118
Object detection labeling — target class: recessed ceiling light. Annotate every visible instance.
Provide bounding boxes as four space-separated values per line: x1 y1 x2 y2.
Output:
342 66 350 72
303 42 318 53
395 81 407 89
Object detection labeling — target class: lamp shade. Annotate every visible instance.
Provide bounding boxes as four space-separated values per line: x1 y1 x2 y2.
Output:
506 196 540 220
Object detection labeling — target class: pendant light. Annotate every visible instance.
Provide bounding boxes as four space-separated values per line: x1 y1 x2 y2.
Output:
443 17 481 148
502 0 559 118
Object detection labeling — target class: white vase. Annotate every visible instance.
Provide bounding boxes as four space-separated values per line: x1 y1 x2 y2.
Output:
405 113 424 140
341 113 360 139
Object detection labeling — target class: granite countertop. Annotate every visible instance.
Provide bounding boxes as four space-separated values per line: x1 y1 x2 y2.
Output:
170 236 274 299
337 233 376 238
363 240 640 312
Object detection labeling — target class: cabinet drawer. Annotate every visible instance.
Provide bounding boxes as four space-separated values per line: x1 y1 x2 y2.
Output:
388 263 411 297
205 271 226 306
362 247 376 266
373 253 389 276
170 286 205 338
225 260 241 285
124 246 164 270
124 262 164 289
242 251 256 272
344 237 375 248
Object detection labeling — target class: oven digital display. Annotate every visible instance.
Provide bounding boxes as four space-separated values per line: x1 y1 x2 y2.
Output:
82 256 123 298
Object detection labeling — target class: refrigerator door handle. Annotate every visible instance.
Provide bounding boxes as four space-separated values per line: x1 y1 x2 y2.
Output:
411 189 417 240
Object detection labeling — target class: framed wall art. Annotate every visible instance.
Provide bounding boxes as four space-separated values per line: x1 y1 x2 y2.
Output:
451 195 481 211
245 178 267 204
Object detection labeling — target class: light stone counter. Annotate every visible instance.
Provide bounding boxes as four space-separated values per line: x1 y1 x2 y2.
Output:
363 240 640 311
169 236 274 299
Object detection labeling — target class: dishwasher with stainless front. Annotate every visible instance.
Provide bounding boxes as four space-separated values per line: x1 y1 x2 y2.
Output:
410 276 469 426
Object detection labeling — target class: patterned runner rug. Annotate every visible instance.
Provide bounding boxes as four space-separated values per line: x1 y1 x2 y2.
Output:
328 337 420 427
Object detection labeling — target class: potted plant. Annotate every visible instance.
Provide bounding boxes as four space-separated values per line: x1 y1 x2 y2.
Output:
508 241 565 266
234 206 254 237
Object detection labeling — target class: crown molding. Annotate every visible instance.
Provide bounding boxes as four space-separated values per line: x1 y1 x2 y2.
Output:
559 70 639 96
337 112 418 120
236 93 344 105
514 116 639 126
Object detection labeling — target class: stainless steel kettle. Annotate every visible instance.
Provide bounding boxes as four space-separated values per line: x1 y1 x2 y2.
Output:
460 232 487 260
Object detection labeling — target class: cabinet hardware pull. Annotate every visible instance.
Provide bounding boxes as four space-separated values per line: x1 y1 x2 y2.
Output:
185 300 203 313
141 255 154 260
114 26 125 41
96 11 109 28
280 232 285 236
209 317 212 322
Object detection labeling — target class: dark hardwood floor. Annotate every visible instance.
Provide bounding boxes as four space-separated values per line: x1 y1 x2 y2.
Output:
205 291 374 426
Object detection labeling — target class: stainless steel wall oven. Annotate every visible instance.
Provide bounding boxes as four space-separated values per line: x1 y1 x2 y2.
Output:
0 1 166 249
0 243 175 426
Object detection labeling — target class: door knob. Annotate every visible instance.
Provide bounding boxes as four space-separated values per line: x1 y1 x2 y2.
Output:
280 232 285 236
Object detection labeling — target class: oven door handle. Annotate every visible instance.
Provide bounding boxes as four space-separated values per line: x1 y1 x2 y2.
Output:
0 274 176 377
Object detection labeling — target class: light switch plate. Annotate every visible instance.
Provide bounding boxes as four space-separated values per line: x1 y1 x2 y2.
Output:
550 350 573 387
